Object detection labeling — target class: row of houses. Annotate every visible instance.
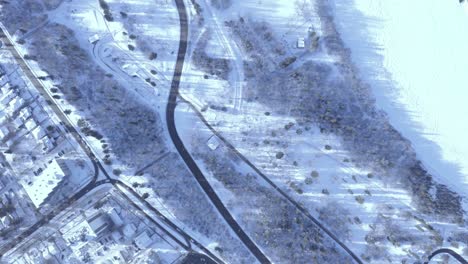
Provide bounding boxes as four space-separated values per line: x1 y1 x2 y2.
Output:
0 68 58 152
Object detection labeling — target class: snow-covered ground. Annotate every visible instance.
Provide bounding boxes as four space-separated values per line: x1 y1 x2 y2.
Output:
179 0 468 262
331 0 468 199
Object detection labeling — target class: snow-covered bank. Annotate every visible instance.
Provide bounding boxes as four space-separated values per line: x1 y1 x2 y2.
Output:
331 0 468 199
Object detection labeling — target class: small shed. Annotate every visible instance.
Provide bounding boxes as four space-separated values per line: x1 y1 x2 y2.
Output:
207 135 220 151
297 37 305 49
88 34 100 44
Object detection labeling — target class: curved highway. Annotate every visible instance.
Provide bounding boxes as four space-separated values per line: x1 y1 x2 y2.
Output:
166 0 270 263
424 248 468 264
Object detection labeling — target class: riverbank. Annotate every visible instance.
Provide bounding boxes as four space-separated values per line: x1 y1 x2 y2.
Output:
329 0 468 205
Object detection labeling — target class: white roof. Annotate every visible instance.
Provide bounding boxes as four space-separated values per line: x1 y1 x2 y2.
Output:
19 108 31 118
12 117 23 128
297 37 305 48
21 159 66 208
88 34 100 43
108 209 124 227
0 89 14 104
0 126 9 138
31 126 46 140
24 119 37 131
207 135 220 150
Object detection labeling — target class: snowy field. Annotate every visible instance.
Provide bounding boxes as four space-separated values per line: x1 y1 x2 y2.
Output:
331 0 468 199
179 0 468 262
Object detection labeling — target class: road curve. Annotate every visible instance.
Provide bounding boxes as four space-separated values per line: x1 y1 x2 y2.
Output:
166 0 270 263
425 248 468 264
0 23 220 263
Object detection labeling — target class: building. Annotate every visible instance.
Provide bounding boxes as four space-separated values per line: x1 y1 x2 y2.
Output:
108 209 124 227
0 75 8 87
0 89 15 106
87 212 111 237
31 126 46 140
0 126 10 139
21 158 67 208
18 108 31 122
24 119 36 132
206 135 220 151
297 37 305 49
88 34 100 44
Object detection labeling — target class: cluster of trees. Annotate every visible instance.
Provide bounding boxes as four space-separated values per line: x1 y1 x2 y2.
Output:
99 0 114 22
230 14 464 223
210 0 232 10
191 137 353 263
0 0 46 33
226 18 285 77
142 152 257 264
191 30 232 80
7 9 257 263
25 23 167 169
363 211 442 263
116 3 168 65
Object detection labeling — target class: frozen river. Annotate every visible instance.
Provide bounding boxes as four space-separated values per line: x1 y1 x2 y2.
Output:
331 0 468 196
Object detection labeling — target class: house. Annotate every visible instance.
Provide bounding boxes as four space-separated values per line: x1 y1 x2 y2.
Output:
111 230 123 242
12 117 23 130
18 108 31 122
0 89 15 106
0 75 8 87
88 34 100 44
108 209 124 227
297 37 305 49
11 97 24 111
31 126 46 140
42 137 55 152
24 119 36 132
0 214 13 227
206 135 220 151
0 111 7 123
0 126 10 139
21 158 67 208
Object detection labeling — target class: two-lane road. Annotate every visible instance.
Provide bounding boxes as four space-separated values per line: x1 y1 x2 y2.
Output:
165 0 270 263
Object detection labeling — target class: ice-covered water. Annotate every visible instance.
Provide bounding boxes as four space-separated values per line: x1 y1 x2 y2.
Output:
331 0 468 196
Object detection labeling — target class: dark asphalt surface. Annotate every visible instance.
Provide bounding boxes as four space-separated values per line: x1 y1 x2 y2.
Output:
425 248 468 264
183 100 364 263
0 24 220 263
166 0 270 263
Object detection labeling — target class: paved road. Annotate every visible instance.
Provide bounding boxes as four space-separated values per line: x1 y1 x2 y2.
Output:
166 0 270 263
0 24 101 182
182 100 364 264
425 248 468 264
111 179 221 263
0 23 220 263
